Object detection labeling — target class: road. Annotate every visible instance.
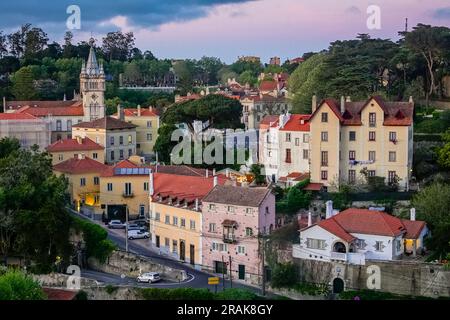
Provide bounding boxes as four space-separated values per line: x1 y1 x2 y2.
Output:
72 211 271 295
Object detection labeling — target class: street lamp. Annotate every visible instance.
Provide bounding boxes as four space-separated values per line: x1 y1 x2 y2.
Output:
125 205 129 253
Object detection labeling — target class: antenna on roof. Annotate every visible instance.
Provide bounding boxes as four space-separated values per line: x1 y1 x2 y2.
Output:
405 18 408 33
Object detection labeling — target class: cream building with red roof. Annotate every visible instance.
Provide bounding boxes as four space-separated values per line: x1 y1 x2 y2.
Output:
47 136 105 165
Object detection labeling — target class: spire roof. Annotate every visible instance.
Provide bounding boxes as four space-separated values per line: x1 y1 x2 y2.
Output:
86 40 100 76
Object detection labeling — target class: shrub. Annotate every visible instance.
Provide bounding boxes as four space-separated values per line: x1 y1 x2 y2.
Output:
75 290 88 300
105 285 119 295
140 288 214 300
270 263 299 288
0 270 47 300
215 289 262 300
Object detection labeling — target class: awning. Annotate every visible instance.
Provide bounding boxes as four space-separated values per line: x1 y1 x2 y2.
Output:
222 219 238 228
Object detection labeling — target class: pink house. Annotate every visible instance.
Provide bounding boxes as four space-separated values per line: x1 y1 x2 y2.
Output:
201 185 275 284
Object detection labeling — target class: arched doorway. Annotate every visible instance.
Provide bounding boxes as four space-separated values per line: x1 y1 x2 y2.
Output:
333 242 347 253
332 278 345 294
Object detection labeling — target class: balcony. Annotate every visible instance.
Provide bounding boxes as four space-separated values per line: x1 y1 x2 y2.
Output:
122 192 134 198
223 234 237 244
330 252 347 261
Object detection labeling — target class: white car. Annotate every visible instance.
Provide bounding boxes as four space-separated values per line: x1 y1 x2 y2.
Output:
137 272 161 283
108 220 126 229
127 230 150 240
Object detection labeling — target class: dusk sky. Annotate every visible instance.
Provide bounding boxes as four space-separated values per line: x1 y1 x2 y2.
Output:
0 0 449 63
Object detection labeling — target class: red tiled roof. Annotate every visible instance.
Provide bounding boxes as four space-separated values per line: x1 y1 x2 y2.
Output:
259 115 279 128
310 99 344 122
43 288 78 300
5 100 80 110
280 114 310 132
73 117 137 130
278 172 309 182
0 113 39 120
47 137 104 152
16 103 84 117
241 94 286 102
113 108 159 117
401 219 427 239
303 183 323 191
53 156 108 174
319 218 356 243
259 80 278 92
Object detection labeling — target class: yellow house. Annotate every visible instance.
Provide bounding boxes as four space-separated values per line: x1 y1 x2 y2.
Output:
309 96 414 191
47 136 105 166
149 173 228 268
112 105 160 159
53 154 108 216
100 159 152 221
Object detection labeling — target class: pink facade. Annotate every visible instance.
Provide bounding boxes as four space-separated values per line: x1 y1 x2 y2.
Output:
201 186 275 284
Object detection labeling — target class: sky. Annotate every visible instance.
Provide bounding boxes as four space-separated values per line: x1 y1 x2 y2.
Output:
0 0 449 63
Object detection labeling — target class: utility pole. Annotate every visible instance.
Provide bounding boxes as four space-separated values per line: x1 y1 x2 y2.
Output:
125 206 129 252
222 255 226 290
229 256 233 288
260 235 266 296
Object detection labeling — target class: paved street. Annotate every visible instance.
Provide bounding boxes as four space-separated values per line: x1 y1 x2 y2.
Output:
72 211 270 295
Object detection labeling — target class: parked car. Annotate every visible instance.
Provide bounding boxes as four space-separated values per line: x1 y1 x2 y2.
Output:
137 272 161 283
107 220 126 229
128 230 150 240
126 223 142 231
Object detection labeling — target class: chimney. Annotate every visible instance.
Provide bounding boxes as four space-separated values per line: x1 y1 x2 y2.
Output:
2 96 6 112
117 104 124 121
410 208 416 221
149 169 154 196
340 96 345 114
137 105 141 117
206 169 209 178
76 136 82 144
226 168 230 178
195 198 199 211
307 211 312 227
213 176 218 187
409 96 414 104
213 168 216 176
325 200 333 219
346 96 351 102
312 95 317 113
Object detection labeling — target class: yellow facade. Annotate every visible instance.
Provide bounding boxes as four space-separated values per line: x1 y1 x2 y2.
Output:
124 115 159 157
310 98 413 191
150 201 201 266
50 150 105 166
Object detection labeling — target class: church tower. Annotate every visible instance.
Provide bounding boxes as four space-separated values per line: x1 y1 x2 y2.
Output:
80 38 105 122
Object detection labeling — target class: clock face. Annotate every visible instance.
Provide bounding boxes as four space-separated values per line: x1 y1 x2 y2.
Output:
91 94 98 100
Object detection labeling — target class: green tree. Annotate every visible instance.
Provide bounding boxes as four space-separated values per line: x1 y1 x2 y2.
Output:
238 70 257 87
250 164 266 185
11 66 38 100
173 60 193 95
438 130 450 169
0 270 46 300
270 263 299 288
411 182 450 257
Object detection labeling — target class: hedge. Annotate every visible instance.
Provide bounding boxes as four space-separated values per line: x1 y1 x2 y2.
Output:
139 288 264 300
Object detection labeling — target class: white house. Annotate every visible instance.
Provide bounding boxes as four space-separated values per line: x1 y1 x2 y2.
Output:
293 201 428 265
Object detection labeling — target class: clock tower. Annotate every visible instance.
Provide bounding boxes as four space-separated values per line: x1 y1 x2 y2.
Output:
80 38 106 122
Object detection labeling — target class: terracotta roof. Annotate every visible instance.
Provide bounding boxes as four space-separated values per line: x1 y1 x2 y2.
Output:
241 94 286 103
280 114 310 131
319 217 356 243
203 185 271 207
310 99 344 122
5 100 79 110
43 288 78 300
0 113 40 120
259 80 278 92
15 102 84 117
401 219 427 239
113 108 159 117
73 117 137 130
53 156 108 174
47 137 104 152
259 115 279 126
303 183 323 191
278 172 309 182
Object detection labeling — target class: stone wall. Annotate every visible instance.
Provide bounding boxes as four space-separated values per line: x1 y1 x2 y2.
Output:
88 250 187 282
293 258 450 298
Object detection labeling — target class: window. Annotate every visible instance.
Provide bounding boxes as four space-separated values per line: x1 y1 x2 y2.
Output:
119 150 124 159
165 238 170 247
237 246 246 255
303 134 309 143
172 240 178 254
321 112 328 123
369 151 376 162
348 170 356 184
245 228 253 237
124 182 132 196
321 151 328 166
369 113 376 127
349 151 356 160
93 153 98 159
147 133 152 141
128 135 133 144
295 138 300 146
303 149 309 160
180 218 186 228
58 154 63 161
93 177 99 185
144 182 149 191
209 223 216 233
227 206 234 213
107 183 113 191
95 136 100 144
190 220 196 230
209 204 216 211
375 241 384 252
389 151 396 162
286 133 291 142
56 120 62 131
321 131 328 142
321 170 328 181
368 170 376 177
128 149 132 157
139 205 145 216
266 134 270 143
306 238 326 250
396 239 402 252
369 131 376 141
110 136 115 146
110 150 115 161
355 239 366 250
147 121 152 128
285 149 291 163
155 212 160 221
67 120 72 131
265 206 269 215
268 151 272 157
119 136 124 145
165 215 170 224
389 131 397 142
388 171 397 184
349 131 356 141
80 178 86 186
213 243 228 252
246 208 253 215
173 216 178 226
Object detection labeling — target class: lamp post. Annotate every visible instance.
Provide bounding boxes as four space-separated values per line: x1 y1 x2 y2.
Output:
125 205 129 252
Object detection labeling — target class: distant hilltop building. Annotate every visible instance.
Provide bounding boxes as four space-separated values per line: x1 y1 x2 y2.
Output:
269 56 281 66
288 57 305 65
238 56 261 64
